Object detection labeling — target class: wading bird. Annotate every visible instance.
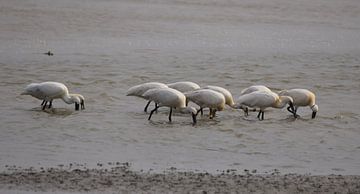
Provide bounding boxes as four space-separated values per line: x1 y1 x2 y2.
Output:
185 89 225 119
21 82 84 110
278 89 318 119
203 85 248 115
143 88 197 125
126 82 168 112
234 90 296 120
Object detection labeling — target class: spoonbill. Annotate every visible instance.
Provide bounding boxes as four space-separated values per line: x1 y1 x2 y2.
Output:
240 85 272 95
238 85 273 114
126 82 168 112
142 88 197 125
278 89 318 119
21 82 84 110
167 81 200 93
203 85 248 115
234 90 296 120
185 89 225 119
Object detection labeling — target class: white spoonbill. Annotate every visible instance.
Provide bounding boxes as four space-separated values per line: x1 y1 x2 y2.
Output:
234 90 296 120
238 85 273 114
203 85 248 115
126 82 168 112
278 89 318 119
185 89 225 119
167 81 200 93
142 88 197 125
21 82 84 110
240 85 272 95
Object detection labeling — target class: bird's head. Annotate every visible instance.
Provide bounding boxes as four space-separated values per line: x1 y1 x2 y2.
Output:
180 106 198 125
311 104 318 119
69 95 81 111
73 94 85 110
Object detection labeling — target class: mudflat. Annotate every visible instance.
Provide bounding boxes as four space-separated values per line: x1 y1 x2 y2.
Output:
1 165 360 194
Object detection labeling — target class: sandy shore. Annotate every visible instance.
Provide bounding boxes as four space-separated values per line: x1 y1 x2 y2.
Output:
1 164 360 194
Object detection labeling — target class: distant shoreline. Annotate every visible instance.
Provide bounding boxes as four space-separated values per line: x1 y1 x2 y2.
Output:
1 165 359 193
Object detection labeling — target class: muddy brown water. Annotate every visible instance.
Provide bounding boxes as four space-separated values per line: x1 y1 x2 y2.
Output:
1 0 360 175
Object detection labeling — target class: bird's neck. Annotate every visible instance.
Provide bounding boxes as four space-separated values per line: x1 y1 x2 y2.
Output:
62 94 76 104
273 97 289 109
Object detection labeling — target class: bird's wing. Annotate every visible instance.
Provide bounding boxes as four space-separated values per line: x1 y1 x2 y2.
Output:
126 83 167 96
237 91 275 108
37 83 66 98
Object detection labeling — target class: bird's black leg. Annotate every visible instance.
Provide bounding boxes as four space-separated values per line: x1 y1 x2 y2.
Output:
148 105 159 120
42 101 48 110
287 106 294 114
196 108 203 116
257 110 261 120
244 107 249 116
168 107 172 122
294 107 300 118
75 103 80 111
48 100 53 108
81 100 85 110
209 108 213 119
261 111 264 120
144 101 151 112
41 100 45 106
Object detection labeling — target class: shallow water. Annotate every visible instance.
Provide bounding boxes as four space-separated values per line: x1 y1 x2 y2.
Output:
1 0 360 175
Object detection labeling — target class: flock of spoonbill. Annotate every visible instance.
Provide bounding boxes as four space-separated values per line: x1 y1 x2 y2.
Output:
20 81 319 124
126 82 319 124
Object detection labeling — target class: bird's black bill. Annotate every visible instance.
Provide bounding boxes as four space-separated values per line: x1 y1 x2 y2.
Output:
75 103 80 111
312 111 317 119
192 113 197 125
289 103 296 118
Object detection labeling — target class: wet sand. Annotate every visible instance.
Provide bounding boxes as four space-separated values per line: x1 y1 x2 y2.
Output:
1 164 360 193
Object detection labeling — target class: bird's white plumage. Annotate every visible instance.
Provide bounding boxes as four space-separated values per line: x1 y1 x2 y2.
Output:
126 82 168 99
203 85 235 107
240 85 272 96
143 88 197 124
21 82 83 110
235 90 294 120
278 89 318 118
185 89 225 111
278 89 315 107
237 90 278 109
143 88 186 108
167 81 200 93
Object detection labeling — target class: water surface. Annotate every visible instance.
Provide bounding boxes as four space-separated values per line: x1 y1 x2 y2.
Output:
1 0 360 175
